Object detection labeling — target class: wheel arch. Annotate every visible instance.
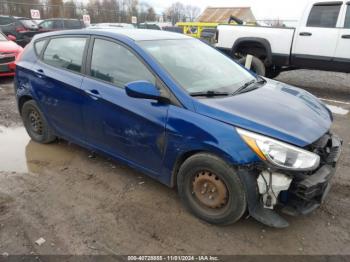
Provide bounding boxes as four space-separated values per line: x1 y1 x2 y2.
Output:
232 37 272 65
170 149 236 189
18 95 33 115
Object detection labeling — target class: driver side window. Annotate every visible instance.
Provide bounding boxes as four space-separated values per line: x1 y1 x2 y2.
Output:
90 39 156 88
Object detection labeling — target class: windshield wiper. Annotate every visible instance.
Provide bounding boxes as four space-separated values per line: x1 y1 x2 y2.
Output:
233 77 266 96
190 91 229 97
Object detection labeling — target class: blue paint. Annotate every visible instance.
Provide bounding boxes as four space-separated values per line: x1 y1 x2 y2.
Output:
15 29 333 187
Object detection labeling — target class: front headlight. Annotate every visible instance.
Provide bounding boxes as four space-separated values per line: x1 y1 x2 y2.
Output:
237 128 320 171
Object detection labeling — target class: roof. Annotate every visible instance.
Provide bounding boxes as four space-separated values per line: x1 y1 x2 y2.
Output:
197 7 256 23
35 29 191 42
42 18 81 21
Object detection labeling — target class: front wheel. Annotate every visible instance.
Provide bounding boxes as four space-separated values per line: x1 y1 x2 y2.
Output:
177 153 247 225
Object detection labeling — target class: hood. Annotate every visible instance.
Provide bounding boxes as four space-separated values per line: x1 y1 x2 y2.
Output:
0 40 22 53
194 79 332 147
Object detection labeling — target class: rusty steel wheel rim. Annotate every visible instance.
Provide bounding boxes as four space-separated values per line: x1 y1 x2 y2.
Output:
29 109 43 135
192 171 228 209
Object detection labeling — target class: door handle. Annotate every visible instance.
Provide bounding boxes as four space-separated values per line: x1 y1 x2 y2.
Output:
85 89 101 100
341 35 350 39
35 69 45 78
299 32 312 36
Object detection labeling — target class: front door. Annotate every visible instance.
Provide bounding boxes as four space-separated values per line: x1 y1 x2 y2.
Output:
81 38 169 175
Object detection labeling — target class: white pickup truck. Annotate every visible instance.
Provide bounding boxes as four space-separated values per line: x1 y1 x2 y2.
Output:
215 0 350 78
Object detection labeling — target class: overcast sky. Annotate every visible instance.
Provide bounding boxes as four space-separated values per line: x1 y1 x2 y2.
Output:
79 0 311 21
139 0 311 20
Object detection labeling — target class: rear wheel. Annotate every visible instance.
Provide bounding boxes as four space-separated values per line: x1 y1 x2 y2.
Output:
266 66 281 79
177 153 247 225
22 100 56 144
238 55 266 76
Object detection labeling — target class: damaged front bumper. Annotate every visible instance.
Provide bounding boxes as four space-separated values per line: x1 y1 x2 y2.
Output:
239 133 342 228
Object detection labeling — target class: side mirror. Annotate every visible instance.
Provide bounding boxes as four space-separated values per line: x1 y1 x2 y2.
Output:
7 35 16 41
125 81 162 101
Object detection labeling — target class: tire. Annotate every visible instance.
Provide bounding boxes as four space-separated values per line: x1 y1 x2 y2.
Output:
238 56 266 76
21 100 56 144
266 66 281 79
177 153 247 225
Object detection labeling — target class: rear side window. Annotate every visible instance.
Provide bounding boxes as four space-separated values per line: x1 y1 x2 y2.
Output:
43 37 87 73
307 4 341 28
64 20 82 29
90 39 155 87
53 20 63 29
345 5 350 28
34 40 46 55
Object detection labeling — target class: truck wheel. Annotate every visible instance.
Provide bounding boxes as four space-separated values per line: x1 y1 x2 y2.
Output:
177 153 247 225
266 66 281 79
238 56 266 76
22 100 57 144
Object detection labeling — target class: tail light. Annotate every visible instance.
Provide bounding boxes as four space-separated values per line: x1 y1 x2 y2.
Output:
15 47 24 65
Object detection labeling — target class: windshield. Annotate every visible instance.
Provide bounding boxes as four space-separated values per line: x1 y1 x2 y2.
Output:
139 39 256 94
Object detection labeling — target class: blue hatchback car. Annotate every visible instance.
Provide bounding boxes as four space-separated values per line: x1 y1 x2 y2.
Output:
15 29 342 228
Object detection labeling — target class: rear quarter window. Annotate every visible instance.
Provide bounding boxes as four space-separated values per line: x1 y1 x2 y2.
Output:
34 40 46 56
43 37 87 73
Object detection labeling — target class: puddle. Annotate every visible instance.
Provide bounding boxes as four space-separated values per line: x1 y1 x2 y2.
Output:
0 125 30 173
326 104 349 116
0 125 78 173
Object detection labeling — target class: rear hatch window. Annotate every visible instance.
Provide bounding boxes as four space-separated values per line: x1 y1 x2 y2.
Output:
19 19 39 30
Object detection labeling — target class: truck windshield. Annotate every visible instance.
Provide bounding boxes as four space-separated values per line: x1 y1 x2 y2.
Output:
139 39 256 95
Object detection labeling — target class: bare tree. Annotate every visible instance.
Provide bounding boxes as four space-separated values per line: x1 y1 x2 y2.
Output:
185 5 200 22
165 2 186 25
48 0 64 17
146 7 156 22
138 2 150 23
63 0 77 19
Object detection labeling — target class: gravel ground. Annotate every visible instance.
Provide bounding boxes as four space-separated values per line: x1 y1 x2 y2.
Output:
0 70 349 256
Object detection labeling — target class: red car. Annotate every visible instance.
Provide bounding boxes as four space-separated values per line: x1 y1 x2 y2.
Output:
0 32 23 77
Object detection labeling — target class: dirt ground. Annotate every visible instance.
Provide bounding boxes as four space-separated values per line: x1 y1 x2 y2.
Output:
0 71 349 256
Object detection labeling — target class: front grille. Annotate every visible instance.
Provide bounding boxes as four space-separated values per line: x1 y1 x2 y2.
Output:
0 56 15 64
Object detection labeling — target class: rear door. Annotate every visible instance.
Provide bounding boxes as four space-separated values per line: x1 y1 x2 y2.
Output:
333 2 350 71
81 37 169 175
292 2 342 69
32 36 89 143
